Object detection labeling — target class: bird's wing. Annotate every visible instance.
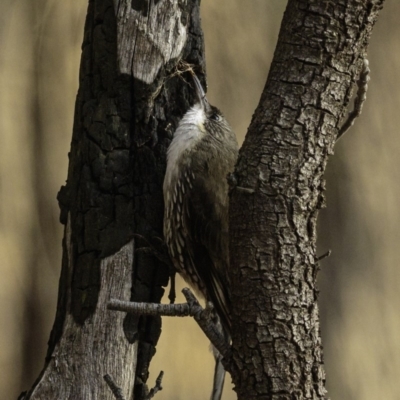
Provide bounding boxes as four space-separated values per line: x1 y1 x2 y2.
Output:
164 165 232 333
182 170 231 333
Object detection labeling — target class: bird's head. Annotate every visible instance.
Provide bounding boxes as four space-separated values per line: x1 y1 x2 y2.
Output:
191 74 232 137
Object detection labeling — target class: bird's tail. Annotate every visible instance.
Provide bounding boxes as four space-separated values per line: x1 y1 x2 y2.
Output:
210 352 226 400
209 315 230 400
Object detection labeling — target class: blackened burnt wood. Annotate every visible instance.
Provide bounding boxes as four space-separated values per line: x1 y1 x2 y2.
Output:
23 1 206 399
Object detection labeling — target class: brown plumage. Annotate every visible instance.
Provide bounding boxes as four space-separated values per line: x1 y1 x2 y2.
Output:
163 75 238 335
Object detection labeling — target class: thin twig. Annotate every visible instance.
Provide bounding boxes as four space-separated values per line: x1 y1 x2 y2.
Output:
317 249 332 261
104 374 126 400
181 288 232 365
145 371 164 399
108 298 191 317
337 57 370 141
108 288 232 366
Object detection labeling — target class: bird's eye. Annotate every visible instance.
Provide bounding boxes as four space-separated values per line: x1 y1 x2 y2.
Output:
210 113 221 122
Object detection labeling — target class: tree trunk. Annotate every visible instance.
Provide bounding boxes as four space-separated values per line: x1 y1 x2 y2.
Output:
20 0 388 399
22 0 205 399
228 0 384 399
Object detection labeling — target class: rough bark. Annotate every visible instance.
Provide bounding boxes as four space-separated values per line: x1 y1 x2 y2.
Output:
228 1 385 399
22 0 205 399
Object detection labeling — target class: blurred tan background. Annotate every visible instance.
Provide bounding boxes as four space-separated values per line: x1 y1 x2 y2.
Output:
1 1 399 399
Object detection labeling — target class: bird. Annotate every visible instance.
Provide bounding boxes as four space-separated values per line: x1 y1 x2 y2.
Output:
163 72 238 400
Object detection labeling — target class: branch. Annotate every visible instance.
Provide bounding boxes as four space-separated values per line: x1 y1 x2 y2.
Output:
104 371 164 400
317 250 332 261
108 288 232 366
145 371 164 400
104 374 126 400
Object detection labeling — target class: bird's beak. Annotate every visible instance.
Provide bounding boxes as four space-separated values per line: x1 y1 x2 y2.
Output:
192 73 212 113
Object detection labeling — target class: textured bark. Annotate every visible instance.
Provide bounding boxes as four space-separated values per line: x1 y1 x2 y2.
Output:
228 1 385 399
22 0 205 399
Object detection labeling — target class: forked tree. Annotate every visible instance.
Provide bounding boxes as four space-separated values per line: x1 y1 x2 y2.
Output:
20 1 385 399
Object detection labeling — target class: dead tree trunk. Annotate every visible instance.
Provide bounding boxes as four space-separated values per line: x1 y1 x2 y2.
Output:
228 0 385 399
21 0 205 399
